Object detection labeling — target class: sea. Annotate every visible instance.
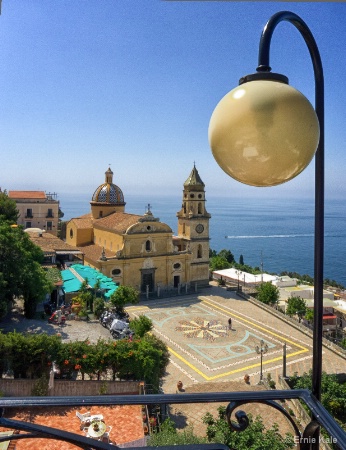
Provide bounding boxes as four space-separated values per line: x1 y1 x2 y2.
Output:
59 193 346 288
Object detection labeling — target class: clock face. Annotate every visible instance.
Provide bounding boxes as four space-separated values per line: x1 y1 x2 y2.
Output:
195 224 204 234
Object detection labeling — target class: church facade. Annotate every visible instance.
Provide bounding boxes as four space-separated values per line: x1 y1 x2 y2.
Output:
66 166 210 294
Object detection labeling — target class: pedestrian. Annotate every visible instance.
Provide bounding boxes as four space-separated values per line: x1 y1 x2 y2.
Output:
228 317 232 330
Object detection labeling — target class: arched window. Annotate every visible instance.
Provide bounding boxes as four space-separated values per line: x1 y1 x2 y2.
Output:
70 228 73 239
197 244 202 259
183 202 186 214
99 211 103 218
198 202 202 214
182 223 185 234
145 240 151 251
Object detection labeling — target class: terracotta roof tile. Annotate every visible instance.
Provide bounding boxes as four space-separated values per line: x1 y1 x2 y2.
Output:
69 214 93 229
8 190 46 199
95 212 142 234
28 233 81 253
79 243 116 261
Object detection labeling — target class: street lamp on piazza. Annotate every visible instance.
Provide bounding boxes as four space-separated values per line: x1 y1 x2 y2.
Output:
209 9 324 407
235 270 241 290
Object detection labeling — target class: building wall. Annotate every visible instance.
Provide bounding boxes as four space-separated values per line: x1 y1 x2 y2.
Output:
66 222 93 247
15 199 59 235
98 251 192 291
94 227 123 253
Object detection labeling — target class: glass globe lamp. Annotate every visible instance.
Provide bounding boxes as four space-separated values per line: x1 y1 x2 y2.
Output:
208 74 320 187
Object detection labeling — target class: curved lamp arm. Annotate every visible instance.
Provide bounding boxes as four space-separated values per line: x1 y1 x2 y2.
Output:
256 10 324 403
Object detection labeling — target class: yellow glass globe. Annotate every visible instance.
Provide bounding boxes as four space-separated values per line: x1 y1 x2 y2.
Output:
208 80 320 187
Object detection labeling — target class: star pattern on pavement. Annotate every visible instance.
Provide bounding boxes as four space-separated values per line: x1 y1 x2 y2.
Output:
175 318 228 341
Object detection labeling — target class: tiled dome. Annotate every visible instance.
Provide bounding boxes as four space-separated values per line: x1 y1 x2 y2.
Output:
92 168 125 204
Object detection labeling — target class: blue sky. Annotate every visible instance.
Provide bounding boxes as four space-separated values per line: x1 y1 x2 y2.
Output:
1 1 346 201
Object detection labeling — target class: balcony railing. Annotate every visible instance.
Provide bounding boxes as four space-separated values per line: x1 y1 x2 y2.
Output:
0 389 345 450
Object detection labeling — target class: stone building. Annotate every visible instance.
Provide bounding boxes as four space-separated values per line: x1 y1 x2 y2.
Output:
66 166 210 294
8 190 60 236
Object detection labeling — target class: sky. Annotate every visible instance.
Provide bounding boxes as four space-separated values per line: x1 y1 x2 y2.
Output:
1 1 346 202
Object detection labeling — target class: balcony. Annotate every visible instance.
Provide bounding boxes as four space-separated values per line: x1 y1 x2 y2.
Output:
24 214 33 219
46 213 54 218
0 389 345 449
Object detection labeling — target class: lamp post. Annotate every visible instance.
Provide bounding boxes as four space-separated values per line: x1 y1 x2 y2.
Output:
235 270 240 290
255 339 268 384
209 11 324 404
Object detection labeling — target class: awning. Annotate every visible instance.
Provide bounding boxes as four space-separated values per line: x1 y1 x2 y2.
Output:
323 314 337 320
63 278 82 293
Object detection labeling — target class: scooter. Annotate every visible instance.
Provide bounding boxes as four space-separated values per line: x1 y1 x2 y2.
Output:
48 310 66 325
99 310 117 328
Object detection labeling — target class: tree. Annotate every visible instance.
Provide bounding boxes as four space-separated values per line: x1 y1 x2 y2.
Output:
210 256 231 272
305 308 314 324
239 254 244 265
109 285 139 313
286 296 307 320
256 282 279 305
0 222 52 318
129 315 153 337
289 371 346 423
218 249 235 264
0 190 19 224
148 418 205 446
209 248 217 258
203 406 294 449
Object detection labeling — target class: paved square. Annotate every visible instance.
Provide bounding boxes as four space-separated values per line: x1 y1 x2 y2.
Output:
128 294 310 382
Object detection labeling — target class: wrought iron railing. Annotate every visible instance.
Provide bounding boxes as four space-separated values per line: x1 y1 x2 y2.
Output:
0 389 345 450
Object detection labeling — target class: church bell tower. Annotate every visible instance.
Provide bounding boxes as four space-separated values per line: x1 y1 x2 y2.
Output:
176 164 211 287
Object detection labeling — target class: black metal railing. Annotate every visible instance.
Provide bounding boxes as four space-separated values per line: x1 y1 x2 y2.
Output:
0 389 345 450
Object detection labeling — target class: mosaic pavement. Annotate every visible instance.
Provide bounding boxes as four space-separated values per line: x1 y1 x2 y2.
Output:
127 294 312 383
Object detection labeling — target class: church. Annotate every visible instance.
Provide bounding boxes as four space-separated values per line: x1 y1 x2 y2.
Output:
66 166 211 294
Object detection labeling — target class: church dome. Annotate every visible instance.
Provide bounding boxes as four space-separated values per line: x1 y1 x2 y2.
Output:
91 168 125 204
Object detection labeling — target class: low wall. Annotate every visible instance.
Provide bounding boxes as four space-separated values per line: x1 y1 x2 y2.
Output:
0 379 140 397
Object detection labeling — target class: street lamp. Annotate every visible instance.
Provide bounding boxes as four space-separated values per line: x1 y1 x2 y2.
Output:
255 339 268 384
209 11 324 403
235 270 240 290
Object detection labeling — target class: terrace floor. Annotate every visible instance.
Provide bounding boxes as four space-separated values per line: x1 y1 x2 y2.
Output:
1 405 143 450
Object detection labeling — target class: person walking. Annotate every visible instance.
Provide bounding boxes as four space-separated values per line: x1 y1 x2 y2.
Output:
228 317 232 330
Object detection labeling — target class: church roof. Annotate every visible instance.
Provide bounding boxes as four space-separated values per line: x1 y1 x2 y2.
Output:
94 212 143 234
77 243 116 260
69 214 93 229
184 164 205 188
91 167 125 205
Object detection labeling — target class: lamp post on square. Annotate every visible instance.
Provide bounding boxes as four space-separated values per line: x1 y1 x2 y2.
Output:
255 339 268 384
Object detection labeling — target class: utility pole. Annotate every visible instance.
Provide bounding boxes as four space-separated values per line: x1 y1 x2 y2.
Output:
260 250 264 283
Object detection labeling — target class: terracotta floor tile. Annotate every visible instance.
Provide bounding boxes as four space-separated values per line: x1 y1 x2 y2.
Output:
1 405 144 450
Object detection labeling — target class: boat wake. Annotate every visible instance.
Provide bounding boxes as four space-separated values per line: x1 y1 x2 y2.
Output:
225 233 314 239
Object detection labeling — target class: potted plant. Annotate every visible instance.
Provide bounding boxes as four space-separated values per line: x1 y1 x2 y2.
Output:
71 296 83 314
78 307 89 321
